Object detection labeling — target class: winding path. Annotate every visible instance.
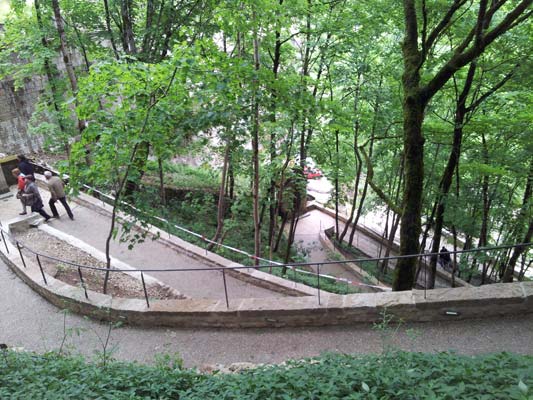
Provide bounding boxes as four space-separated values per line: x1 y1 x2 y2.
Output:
2 257 533 367
2 184 533 367
1 184 283 300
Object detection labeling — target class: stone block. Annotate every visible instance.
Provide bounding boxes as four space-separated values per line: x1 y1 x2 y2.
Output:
150 298 219 314
412 283 528 321
8 214 42 233
520 282 533 306
414 283 525 309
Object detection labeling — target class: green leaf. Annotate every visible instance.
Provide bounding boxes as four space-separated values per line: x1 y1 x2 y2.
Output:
519 380 528 395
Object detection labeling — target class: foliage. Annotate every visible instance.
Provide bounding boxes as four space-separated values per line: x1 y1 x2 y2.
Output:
1 350 532 399
270 265 361 295
147 161 220 191
0 350 200 399
1 0 531 288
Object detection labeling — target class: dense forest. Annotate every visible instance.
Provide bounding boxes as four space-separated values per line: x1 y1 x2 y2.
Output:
0 0 531 291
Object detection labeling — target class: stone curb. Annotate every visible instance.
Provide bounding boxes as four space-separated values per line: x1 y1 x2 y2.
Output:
308 203 472 288
1 234 531 328
317 230 390 291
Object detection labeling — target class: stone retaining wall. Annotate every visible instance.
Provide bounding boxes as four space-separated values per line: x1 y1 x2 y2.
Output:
1 225 531 328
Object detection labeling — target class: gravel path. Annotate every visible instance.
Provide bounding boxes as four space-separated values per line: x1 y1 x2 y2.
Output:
2 258 533 368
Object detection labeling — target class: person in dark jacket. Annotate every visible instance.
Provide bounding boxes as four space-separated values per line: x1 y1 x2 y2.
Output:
438 246 452 270
22 175 51 221
17 154 34 176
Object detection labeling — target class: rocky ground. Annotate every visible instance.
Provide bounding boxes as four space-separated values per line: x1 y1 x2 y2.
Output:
15 229 183 300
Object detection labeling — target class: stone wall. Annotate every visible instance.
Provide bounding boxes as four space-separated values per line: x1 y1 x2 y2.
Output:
0 78 46 154
1 231 532 328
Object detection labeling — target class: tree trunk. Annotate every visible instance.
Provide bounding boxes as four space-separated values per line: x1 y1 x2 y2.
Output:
103 143 140 293
51 0 86 134
120 0 137 55
503 160 533 282
158 156 166 206
268 1 283 254
340 73 363 242
34 0 68 153
103 0 120 59
381 158 404 275
208 141 231 250
427 62 476 287
393 94 425 290
251 9 261 265
334 129 340 240
350 76 381 240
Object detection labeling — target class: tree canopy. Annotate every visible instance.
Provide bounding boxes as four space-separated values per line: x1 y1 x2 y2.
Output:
0 0 531 290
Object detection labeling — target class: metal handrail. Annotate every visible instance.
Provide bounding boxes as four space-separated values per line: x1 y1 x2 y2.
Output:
1 224 531 309
2 224 530 273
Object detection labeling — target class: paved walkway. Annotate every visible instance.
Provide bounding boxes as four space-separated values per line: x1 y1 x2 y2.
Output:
2 257 533 367
295 208 449 288
0 184 282 300
2 181 533 367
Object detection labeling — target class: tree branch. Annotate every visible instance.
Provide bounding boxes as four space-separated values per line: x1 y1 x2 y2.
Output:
421 0 532 103
359 146 402 215
466 63 518 112
424 0 468 51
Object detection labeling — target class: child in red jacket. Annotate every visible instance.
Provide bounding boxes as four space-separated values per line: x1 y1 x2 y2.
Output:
11 168 27 215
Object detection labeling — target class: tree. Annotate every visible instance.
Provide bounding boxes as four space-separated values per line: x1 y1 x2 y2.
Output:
394 0 533 291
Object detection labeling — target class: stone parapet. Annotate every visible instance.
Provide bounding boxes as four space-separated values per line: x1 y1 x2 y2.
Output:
1 233 531 328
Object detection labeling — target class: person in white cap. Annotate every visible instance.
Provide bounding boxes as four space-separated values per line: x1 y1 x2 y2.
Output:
44 171 74 220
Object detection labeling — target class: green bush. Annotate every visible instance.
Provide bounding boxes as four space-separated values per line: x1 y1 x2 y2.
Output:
149 162 220 190
0 351 201 400
1 351 532 399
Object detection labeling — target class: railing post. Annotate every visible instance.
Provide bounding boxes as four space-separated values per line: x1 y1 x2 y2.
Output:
36 255 47 285
77 267 89 299
222 268 229 309
423 253 427 300
16 242 26 269
317 264 321 305
141 272 150 308
1 230 10 254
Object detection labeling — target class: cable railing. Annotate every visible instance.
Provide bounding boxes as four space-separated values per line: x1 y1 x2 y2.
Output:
13 162 531 306
1 220 531 309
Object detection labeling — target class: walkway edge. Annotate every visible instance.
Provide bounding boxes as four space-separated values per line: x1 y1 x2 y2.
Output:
1 233 532 328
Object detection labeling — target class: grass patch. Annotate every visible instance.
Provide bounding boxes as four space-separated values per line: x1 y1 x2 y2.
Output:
1 351 532 399
146 161 220 191
270 266 361 294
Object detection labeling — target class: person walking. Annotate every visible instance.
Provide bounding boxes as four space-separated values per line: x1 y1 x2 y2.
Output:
44 171 74 220
438 246 452 270
16 154 34 176
22 175 51 221
11 168 28 215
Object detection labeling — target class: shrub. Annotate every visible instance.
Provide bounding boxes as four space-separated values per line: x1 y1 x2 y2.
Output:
1 351 532 399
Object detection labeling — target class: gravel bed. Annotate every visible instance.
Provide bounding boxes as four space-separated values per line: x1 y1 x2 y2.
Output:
15 229 184 300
